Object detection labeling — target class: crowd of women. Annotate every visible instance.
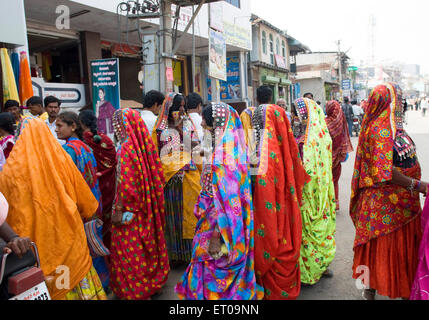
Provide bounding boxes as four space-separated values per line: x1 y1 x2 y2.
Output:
0 81 428 301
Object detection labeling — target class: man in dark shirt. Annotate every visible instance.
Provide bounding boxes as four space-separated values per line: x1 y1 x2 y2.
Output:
342 97 354 137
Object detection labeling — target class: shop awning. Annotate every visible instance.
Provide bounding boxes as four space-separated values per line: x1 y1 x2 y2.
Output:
280 78 292 85
262 75 280 84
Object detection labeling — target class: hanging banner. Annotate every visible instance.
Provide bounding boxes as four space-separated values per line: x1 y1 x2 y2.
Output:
209 2 224 32
208 28 227 82
90 58 120 135
207 56 241 101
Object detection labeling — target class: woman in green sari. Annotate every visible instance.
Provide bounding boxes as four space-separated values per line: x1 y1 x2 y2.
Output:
292 98 337 285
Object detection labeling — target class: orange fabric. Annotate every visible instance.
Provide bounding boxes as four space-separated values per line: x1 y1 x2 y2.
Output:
352 217 422 299
19 52 34 105
241 105 310 300
0 118 98 300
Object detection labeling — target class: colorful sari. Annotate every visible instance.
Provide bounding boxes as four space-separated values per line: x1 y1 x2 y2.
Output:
351 83 422 299
411 194 429 300
63 137 109 290
240 104 310 300
83 131 117 251
109 108 169 300
175 102 263 300
0 118 106 300
153 93 201 263
292 98 336 285
325 100 353 210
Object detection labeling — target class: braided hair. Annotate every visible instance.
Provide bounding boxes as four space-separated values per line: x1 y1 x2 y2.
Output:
78 110 102 144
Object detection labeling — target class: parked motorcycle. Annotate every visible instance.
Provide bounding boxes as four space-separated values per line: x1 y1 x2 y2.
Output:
0 242 50 300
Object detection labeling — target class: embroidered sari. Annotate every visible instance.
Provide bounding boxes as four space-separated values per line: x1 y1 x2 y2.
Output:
153 93 201 263
292 98 337 285
0 118 105 300
240 104 310 300
351 83 422 299
175 103 263 300
109 108 169 300
325 100 353 210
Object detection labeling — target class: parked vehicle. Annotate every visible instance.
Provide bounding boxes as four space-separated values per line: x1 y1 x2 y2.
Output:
0 242 50 300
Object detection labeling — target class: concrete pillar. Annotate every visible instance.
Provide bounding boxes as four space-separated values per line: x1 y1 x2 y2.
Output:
160 0 174 94
80 31 102 105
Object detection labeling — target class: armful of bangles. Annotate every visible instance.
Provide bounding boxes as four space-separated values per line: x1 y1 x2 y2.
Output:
0 222 32 258
392 167 428 195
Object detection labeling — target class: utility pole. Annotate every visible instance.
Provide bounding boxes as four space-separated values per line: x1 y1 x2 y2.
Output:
160 0 174 93
337 40 343 101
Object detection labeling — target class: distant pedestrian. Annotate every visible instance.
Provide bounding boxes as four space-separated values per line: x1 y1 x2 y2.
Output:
342 97 354 137
277 98 292 122
421 97 428 117
303 92 314 100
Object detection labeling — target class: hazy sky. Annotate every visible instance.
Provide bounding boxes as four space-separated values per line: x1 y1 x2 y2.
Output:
251 0 429 74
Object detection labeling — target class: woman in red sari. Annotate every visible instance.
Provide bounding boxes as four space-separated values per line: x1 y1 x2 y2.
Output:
325 100 353 211
240 87 310 300
351 83 428 300
109 108 169 300
79 110 117 251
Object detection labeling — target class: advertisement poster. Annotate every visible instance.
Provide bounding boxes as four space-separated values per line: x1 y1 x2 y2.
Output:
194 56 203 97
90 58 120 136
209 28 227 82
209 2 224 32
208 56 241 101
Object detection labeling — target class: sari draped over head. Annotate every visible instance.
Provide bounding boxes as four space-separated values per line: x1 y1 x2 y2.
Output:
0 118 99 300
109 108 169 300
325 100 353 169
153 93 201 253
83 131 117 250
240 104 310 300
350 83 422 247
292 98 336 285
175 103 263 300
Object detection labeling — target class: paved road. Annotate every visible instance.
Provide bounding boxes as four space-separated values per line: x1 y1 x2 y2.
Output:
154 109 429 300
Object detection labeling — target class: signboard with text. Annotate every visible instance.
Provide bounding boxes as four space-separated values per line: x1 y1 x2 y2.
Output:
207 56 241 101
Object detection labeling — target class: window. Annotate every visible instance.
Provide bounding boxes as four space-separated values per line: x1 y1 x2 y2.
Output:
262 31 267 54
224 0 240 8
276 38 280 55
269 34 274 64
282 40 286 58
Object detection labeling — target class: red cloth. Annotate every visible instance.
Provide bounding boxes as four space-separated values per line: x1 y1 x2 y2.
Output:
252 105 310 300
109 109 169 300
350 84 421 247
83 131 117 250
353 216 422 299
325 100 353 169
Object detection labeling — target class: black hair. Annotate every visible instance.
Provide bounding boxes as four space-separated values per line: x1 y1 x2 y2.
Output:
144 90 165 109
58 112 83 140
4 100 20 110
79 110 102 144
187 92 203 110
26 96 43 107
99 88 105 93
304 93 314 99
44 96 61 108
344 97 350 103
202 104 214 127
0 113 15 136
351 100 358 105
169 94 186 119
316 101 321 105
257 86 273 104
291 103 297 116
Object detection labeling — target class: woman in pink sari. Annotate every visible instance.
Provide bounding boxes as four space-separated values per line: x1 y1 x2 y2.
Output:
411 191 429 300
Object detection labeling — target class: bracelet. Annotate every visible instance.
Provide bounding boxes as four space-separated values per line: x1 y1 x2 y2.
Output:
416 180 422 193
408 179 417 192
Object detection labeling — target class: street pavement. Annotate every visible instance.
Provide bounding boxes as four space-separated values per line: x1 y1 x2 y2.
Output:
153 109 429 300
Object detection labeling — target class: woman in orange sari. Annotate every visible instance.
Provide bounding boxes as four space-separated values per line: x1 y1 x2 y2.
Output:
351 83 428 300
240 86 310 300
325 100 353 211
0 117 106 300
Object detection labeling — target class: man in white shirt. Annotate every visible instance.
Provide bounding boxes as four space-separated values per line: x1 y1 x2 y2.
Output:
186 92 204 143
352 100 364 118
44 96 65 146
141 90 165 135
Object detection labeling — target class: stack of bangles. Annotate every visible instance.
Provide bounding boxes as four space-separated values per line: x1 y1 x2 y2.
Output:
408 179 427 195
